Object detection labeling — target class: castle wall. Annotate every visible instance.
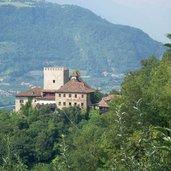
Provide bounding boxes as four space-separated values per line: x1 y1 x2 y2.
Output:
44 67 69 90
15 67 93 112
55 93 89 109
15 97 37 112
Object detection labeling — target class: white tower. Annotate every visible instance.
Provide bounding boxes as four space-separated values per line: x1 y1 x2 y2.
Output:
44 67 69 90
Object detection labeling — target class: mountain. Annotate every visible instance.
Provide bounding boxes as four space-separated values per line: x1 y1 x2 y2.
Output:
0 1 165 74
0 1 166 106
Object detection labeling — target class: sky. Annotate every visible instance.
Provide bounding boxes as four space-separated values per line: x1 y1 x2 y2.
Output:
49 0 171 43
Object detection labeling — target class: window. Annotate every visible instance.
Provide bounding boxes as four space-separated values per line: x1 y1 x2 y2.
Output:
63 94 66 97
59 94 61 97
69 102 72 106
75 94 77 98
53 80 55 83
82 94 84 98
81 103 84 107
63 102 66 106
69 94 71 98
19 100 24 104
58 102 61 106
74 103 77 106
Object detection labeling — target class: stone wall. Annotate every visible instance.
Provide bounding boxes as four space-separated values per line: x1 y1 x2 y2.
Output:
44 67 69 90
55 93 90 109
15 97 37 112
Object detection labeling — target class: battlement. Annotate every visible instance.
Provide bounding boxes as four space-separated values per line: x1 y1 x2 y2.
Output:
44 67 68 71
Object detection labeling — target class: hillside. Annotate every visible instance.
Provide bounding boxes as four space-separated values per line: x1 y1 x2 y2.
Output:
0 1 165 106
0 43 170 170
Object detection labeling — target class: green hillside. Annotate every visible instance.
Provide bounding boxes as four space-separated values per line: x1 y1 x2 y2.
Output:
0 1 165 106
0 37 170 170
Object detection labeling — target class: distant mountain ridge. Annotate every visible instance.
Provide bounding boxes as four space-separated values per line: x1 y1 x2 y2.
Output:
0 1 165 81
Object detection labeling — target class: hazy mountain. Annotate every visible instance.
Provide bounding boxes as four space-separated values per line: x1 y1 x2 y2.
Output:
0 1 165 79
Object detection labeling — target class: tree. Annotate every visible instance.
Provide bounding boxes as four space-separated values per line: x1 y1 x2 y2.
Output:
90 89 104 104
164 34 171 48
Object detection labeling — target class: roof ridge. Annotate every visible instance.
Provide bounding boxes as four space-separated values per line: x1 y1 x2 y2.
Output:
55 77 94 93
16 87 42 97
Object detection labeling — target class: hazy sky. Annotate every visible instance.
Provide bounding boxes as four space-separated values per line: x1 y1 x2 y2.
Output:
49 0 171 43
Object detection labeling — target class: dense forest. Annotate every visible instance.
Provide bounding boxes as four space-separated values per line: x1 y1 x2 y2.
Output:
0 35 170 170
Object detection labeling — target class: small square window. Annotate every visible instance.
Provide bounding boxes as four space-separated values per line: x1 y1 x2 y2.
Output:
59 94 61 97
69 94 71 98
58 102 61 106
53 80 55 83
82 94 84 98
69 102 72 106
63 94 66 97
75 94 77 98
63 102 66 106
81 103 84 107
74 103 77 106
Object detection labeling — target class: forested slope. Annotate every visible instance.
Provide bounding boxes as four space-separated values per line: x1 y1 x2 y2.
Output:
0 36 170 170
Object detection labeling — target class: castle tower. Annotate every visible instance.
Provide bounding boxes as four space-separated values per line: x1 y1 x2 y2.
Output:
44 67 69 90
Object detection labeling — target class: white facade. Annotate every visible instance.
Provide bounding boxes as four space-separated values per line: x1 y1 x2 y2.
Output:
35 100 55 105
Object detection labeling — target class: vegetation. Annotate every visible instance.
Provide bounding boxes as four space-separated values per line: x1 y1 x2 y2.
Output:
0 1 165 99
0 36 170 170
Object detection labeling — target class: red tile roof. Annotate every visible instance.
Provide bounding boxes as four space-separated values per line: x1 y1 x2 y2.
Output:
16 87 42 97
98 95 120 107
98 95 114 107
55 78 95 93
102 95 114 102
98 98 109 107
42 89 59 93
36 96 55 101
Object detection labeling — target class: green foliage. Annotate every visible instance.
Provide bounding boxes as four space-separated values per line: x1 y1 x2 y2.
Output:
141 55 159 67
90 89 105 104
0 105 85 170
52 134 71 171
164 34 171 48
121 55 171 129
52 47 171 170
20 99 33 116
30 163 53 171
0 38 171 169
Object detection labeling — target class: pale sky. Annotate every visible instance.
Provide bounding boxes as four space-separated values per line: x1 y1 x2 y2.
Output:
49 0 171 43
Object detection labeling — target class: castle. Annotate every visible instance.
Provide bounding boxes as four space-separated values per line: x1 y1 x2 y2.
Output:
15 67 95 111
